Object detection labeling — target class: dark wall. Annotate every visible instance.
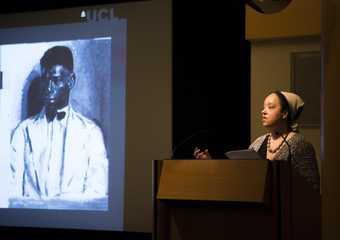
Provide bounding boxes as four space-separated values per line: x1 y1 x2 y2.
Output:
172 1 250 159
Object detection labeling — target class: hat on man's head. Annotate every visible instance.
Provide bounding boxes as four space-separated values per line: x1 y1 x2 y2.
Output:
40 46 74 71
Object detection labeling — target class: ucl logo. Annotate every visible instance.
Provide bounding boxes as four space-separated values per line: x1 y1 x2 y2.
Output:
81 8 115 22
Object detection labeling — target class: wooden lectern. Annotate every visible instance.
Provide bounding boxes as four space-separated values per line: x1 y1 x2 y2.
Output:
153 159 320 240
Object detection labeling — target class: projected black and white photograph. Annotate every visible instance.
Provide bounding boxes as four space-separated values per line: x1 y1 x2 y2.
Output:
0 38 115 211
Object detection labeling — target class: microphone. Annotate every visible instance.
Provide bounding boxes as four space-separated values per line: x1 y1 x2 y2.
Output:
171 129 210 159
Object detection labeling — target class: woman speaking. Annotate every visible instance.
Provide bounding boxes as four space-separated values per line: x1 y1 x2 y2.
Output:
194 91 320 192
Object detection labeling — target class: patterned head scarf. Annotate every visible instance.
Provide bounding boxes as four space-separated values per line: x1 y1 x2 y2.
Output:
280 91 304 131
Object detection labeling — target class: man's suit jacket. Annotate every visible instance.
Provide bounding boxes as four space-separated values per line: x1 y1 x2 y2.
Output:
10 106 108 200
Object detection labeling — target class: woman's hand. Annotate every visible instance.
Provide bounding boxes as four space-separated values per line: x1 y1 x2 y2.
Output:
193 147 212 160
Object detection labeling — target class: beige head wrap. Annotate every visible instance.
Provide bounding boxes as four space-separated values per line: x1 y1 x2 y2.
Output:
280 91 304 131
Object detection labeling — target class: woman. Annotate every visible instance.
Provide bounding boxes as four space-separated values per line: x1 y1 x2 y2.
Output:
194 91 320 192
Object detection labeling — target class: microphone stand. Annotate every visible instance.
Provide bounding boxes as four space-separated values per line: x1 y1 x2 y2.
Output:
171 129 209 159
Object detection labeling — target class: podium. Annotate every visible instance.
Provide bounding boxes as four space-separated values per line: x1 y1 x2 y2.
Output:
153 159 320 240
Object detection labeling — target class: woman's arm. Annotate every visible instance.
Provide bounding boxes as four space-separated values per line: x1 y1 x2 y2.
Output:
293 141 320 192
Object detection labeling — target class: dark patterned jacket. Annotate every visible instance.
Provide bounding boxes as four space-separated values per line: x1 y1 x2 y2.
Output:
249 133 320 192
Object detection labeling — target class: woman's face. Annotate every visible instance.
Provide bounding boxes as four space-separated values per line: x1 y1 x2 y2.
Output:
261 93 286 128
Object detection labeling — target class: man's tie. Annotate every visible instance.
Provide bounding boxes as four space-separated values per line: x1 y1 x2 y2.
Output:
46 110 66 122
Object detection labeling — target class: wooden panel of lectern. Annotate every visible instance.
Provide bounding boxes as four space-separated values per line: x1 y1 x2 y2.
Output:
153 159 320 240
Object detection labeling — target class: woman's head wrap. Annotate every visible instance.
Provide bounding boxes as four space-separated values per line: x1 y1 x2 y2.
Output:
280 91 304 131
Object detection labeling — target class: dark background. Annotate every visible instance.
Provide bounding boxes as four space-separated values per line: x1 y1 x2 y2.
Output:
0 0 250 238
172 1 250 159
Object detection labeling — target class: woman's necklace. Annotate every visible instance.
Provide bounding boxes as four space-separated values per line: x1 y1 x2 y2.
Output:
267 132 289 154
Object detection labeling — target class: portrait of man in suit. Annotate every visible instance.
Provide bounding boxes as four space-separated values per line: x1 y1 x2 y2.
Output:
9 46 108 210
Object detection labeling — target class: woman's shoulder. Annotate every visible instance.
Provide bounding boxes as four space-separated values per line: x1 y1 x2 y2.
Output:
290 132 305 141
249 133 269 151
289 132 313 147
290 132 315 153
